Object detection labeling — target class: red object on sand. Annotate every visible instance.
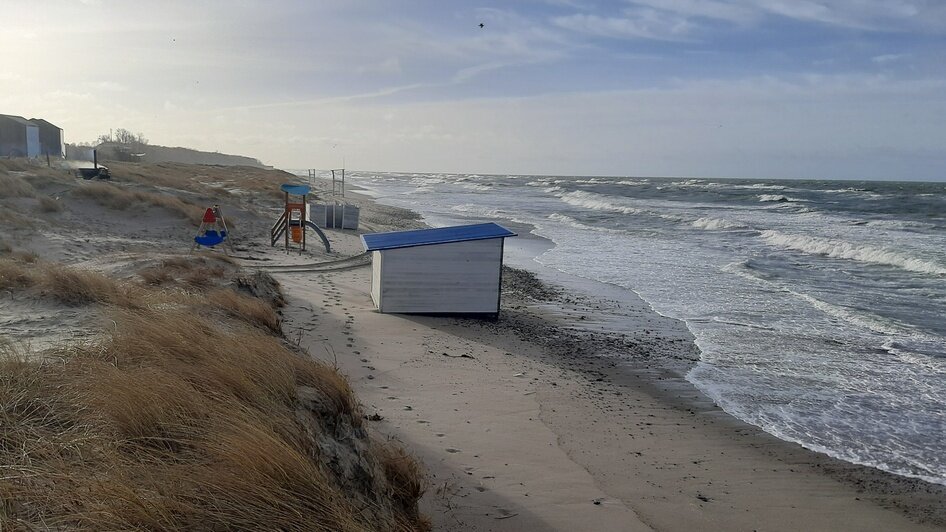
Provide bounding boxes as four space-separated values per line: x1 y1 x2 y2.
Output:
202 208 216 223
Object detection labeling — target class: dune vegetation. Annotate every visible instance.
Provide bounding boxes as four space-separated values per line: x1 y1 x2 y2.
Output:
0 254 429 530
72 181 207 225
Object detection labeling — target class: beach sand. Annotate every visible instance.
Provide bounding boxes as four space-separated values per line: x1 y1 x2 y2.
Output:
1 162 943 531
273 184 945 531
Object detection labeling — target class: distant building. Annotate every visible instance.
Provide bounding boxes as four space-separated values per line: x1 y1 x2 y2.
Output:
28 118 64 158
0 114 40 158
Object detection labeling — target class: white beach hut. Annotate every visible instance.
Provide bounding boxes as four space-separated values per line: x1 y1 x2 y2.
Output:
361 223 517 315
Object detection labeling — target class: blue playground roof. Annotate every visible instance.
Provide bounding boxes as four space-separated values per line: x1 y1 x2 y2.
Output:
361 223 516 251
280 184 311 196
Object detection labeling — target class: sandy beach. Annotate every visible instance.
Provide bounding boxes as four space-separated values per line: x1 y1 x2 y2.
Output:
1 161 943 531
270 179 945 531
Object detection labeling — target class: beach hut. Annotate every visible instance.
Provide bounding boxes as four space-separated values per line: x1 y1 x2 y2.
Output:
361 222 516 315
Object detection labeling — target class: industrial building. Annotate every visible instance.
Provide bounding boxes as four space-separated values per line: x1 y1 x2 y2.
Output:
361 222 517 315
0 114 40 158
29 118 65 158
0 114 64 158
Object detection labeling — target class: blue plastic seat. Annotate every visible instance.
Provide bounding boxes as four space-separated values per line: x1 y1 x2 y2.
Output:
194 230 227 247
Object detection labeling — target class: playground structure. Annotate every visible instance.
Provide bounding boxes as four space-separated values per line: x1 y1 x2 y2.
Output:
193 205 234 253
270 184 331 253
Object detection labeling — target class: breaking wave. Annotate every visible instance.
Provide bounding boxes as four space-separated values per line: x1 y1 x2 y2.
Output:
760 230 946 276
733 183 788 190
548 213 624 234
864 219 936 230
758 194 797 202
691 217 747 230
557 190 646 215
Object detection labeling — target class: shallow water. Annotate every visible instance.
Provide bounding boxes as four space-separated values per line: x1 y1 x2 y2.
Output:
304 170 946 486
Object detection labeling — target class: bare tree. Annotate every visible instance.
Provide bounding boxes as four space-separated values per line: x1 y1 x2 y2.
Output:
97 128 148 146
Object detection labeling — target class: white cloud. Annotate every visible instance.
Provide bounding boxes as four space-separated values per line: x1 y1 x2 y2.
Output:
625 0 758 24
872 53 909 64
614 0 946 32
724 0 940 31
553 10 696 41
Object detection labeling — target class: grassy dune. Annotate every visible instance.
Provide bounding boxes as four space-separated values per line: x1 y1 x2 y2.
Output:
0 255 428 530
72 182 207 225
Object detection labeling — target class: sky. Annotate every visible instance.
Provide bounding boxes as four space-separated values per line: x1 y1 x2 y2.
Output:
2 0 945 180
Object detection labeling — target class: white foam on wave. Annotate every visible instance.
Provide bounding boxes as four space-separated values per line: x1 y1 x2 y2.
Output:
557 190 647 215
459 182 493 192
733 183 788 191
451 203 502 218
757 194 806 202
616 179 649 186
865 219 936 230
722 260 920 336
791 291 906 336
691 217 747 230
821 188 885 199
547 213 624 234
674 179 705 186
760 230 946 276
408 176 446 186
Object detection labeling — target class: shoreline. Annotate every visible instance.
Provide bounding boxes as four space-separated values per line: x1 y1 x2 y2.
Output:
274 181 946 530
351 180 946 488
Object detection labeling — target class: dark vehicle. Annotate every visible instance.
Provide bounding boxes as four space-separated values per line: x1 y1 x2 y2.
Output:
76 166 110 179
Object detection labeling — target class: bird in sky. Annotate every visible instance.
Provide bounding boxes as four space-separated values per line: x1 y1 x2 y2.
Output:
479 23 484 28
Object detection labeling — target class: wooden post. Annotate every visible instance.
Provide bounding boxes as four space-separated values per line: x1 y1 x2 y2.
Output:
301 192 307 253
284 191 289 253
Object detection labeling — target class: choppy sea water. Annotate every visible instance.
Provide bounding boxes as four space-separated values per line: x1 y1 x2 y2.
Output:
307 170 946 486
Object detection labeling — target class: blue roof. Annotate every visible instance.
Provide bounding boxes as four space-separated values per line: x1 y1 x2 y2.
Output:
280 184 311 196
362 223 516 251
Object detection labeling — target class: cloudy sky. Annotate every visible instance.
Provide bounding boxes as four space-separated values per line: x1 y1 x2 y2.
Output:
3 1 945 179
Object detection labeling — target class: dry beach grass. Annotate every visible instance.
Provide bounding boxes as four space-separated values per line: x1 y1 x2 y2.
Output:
0 255 429 531
72 181 206 224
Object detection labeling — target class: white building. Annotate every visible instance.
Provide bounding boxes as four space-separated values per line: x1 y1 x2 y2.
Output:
361 223 517 315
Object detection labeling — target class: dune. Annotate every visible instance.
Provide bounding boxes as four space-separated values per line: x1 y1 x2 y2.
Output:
0 159 429 531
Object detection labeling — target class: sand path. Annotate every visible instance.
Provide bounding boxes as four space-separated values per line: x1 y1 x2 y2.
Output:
280 265 650 531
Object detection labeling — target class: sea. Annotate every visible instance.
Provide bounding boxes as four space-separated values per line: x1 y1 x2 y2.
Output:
317 171 946 486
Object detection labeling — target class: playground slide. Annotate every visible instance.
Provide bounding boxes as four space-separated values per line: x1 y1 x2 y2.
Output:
304 221 332 253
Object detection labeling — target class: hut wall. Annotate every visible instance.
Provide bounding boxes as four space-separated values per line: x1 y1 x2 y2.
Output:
376 238 503 314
